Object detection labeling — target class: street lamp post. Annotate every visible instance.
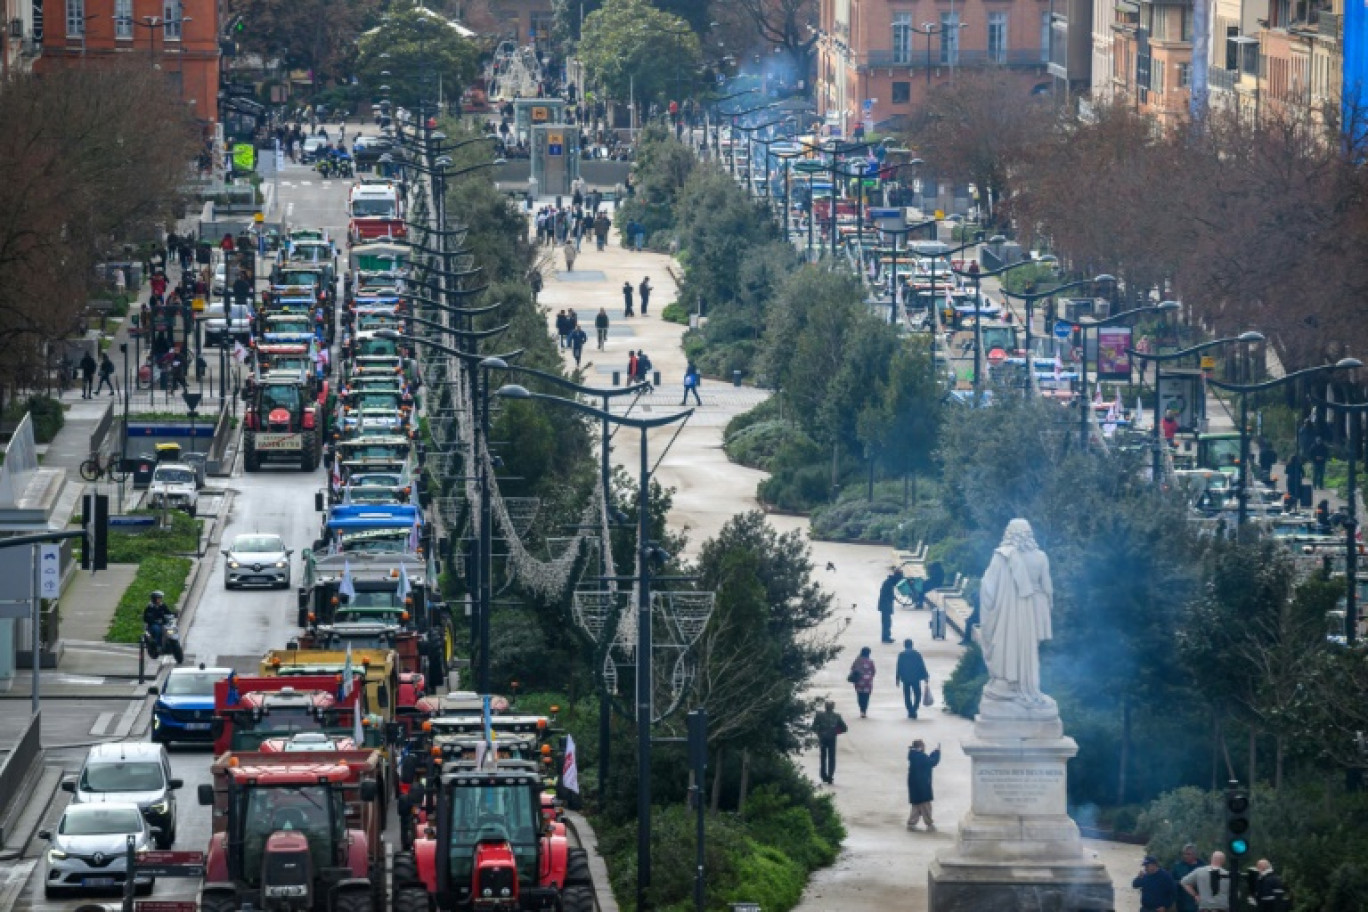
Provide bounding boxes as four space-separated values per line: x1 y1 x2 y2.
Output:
1208 359 1361 530
1127 332 1265 484
952 254 1055 406
1314 399 1368 644
496 383 691 912
998 275 1107 360
1064 298 1177 450
908 20 968 88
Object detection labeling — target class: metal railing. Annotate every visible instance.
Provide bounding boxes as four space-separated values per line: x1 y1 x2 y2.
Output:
863 47 1047 69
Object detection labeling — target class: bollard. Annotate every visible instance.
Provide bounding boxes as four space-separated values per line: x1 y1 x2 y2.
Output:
653 371 661 388
137 637 145 685
733 370 742 387
612 370 620 387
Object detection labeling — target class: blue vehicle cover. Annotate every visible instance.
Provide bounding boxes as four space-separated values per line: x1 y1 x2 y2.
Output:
326 503 422 531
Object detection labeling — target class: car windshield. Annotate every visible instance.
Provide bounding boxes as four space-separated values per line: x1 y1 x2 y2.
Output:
154 469 195 484
280 273 317 287
80 760 164 792
353 474 400 487
358 394 400 409
352 198 396 217
61 807 144 836
344 590 402 610
263 386 302 411
162 671 224 696
233 535 284 554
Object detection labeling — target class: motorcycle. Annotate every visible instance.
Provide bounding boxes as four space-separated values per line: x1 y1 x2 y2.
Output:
315 159 334 179
335 156 354 179
143 617 185 665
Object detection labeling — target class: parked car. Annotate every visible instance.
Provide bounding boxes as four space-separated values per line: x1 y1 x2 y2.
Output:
352 135 395 168
40 802 157 898
204 302 252 347
148 464 199 516
222 532 293 589
211 262 226 296
64 742 182 849
301 135 327 162
150 665 232 744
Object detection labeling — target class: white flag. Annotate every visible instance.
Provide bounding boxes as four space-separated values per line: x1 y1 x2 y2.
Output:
562 735 580 794
396 564 411 604
232 341 250 363
339 560 356 600
342 642 354 699
1134 397 1146 429
353 704 364 747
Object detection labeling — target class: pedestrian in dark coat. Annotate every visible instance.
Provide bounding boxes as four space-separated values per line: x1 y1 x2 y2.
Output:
79 351 97 398
639 277 652 316
906 740 941 830
877 567 903 643
1311 437 1329 489
850 647 876 717
894 639 930 719
594 308 610 349
1132 855 1178 912
622 281 634 317
811 700 847 785
1285 454 1305 499
570 327 587 367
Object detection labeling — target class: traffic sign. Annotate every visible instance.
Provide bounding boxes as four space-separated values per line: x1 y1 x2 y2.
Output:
1054 321 1072 339
135 849 205 877
39 544 60 599
1200 355 1216 370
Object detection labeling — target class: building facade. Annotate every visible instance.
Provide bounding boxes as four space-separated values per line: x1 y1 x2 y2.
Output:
3 0 41 76
816 0 1052 134
1105 0 1194 129
34 0 218 123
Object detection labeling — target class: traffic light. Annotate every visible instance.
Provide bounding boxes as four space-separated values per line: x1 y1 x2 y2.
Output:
1225 782 1251 858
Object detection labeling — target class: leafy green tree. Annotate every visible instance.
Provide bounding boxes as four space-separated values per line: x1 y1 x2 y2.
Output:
355 3 480 111
228 0 375 90
675 167 778 316
578 0 702 105
613 126 696 240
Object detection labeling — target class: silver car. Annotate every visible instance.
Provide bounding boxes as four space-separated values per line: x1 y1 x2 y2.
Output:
40 802 157 897
222 532 293 589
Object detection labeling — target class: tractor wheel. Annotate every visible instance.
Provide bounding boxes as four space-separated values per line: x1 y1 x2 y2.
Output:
393 886 431 912
561 884 594 912
300 432 317 471
332 888 375 912
200 892 239 912
392 852 419 889
565 848 592 888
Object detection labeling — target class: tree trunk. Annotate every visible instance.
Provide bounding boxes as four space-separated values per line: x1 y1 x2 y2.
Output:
1248 726 1257 787
1211 713 1220 792
1275 736 1284 790
1118 697 1130 806
710 746 725 812
737 748 751 812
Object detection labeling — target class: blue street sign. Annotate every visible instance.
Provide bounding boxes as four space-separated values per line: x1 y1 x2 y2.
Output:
1054 320 1072 339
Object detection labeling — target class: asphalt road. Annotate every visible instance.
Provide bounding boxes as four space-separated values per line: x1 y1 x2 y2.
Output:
12 157 353 912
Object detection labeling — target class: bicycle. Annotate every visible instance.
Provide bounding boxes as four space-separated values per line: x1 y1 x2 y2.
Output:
79 451 127 483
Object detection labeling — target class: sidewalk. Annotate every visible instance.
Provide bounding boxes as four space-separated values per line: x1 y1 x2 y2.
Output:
535 209 1146 912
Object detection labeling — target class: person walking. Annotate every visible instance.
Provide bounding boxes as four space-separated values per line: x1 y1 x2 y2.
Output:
627 351 638 385
594 211 611 250
905 740 941 831
529 269 543 303
1285 453 1305 501
1180 851 1230 911
639 277 652 316
635 351 653 391
1310 436 1329 489
79 351 97 399
95 353 117 397
570 326 587 367
811 700 847 785
555 310 570 348
681 362 702 405
594 308 610 350
878 567 903 644
1133 855 1178 912
622 281 635 317
1171 844 1205 912
894 639 930 719
563 239 578 272
849 647 876 718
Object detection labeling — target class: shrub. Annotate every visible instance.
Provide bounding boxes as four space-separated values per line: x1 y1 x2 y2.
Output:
758 463 831 513
101 510 200 563
724 420 814 472
742 784 839 870
660 302 690 325
724 395 781 439
942 642 987 718
6 395 64 442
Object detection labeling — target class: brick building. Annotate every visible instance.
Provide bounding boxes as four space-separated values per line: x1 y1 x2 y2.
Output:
34 0 218 123
815 0 1053 134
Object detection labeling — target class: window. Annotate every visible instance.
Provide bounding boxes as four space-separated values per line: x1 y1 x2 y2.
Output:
66 0 85 37
1041 11 1051 63
1178 61 1191 87
892 81 911 103
1152 56 1165 93
939 12 960 64
1225 25 1239 70
163 0 181 39
1180 7 1192 41
115 0 132 37
892 12 913 65
988 12 1008 63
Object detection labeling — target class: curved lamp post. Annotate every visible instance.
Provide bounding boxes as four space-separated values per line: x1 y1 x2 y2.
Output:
951 255 1060 406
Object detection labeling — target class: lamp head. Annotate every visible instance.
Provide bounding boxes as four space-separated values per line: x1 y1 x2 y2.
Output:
1237 331 1265 343
988 234 1007 244
431 131 446 141
480 357 508 370
1092 274 1117 284
375 329 401 340
1336 358 1363 370
496 384 532 400
434 155 453 167
1156 301 1181 313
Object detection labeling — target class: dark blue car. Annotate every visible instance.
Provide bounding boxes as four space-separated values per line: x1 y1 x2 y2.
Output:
150 665 231 744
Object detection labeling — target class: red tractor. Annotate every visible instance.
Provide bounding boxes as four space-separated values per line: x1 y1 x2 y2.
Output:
245 378 323 472
198 751 385 912
392 767 592 912
212 675 370 756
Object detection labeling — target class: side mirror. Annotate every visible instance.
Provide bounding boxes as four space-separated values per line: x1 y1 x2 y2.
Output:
220 549 229 556
198 784 214 806
168 778 183 790
38 830 51 840
150 827 165 842
286 549 295 557
147 686 160 695
61 780 75 793
359 779 378 803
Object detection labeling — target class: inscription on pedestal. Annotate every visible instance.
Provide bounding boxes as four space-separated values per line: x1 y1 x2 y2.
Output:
973 763 1066 816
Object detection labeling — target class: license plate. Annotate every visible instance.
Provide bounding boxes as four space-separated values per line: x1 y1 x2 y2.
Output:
83 877 116 887
185 723 211 731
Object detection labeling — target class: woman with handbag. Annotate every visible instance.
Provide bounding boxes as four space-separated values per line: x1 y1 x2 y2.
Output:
849 647 877 718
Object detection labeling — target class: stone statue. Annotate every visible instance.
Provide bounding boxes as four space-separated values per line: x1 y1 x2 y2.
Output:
978 519 1055 711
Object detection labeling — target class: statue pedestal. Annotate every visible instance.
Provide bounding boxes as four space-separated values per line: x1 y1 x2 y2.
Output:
928 702 1114 912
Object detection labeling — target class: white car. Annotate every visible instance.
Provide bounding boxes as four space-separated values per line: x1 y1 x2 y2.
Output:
302 136 327 162
204 302 252 347
40 803 157 898
211 262 226 296
148 464 199 516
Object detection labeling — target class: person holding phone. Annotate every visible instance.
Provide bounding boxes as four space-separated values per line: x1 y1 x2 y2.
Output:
906 740 941 831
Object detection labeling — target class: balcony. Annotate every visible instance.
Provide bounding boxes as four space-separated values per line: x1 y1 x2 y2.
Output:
862 47 1046 69
1208 67 1237 91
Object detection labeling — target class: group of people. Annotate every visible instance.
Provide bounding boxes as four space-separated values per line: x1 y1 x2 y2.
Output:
1133 845 1286 911
622 277 651 316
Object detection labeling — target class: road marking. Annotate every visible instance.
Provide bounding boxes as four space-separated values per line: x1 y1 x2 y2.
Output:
300 180 313 186
0 859 37 909
287 202 295 217
110 700 143 739
90 712 116 736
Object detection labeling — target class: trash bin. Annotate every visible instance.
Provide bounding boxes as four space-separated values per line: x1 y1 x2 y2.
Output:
131 454 157 489
733 370 742 387
1299 483 1313 508
653 371 661 388
612 371 620 386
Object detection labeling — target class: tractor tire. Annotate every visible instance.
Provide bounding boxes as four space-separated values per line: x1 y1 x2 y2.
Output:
332 888 375 912
301 431 318 471
561 884 594 912
200 891 239 912
393 886 431 912
565 848 592 888
392 852 419 889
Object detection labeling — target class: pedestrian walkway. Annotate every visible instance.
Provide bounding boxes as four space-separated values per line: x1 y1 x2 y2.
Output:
534 202 1146 912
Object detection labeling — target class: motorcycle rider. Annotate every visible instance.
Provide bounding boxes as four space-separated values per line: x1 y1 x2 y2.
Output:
142 590 183 664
